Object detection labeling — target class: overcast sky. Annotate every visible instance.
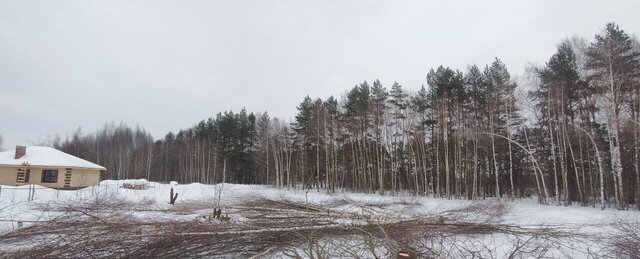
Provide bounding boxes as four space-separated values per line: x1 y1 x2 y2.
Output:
1 0 639 148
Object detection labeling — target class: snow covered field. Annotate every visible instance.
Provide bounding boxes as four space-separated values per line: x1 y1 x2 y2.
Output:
1 180 639 258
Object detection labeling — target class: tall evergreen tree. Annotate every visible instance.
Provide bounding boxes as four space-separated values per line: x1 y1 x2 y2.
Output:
371 80 389 193
465 65 488 199
427 66 465 197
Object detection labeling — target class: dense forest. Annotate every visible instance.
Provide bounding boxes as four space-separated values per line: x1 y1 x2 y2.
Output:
50 23 639 209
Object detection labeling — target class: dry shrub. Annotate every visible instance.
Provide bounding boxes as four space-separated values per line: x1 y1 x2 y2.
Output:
608 219 640 258
442 201 510 224
241 195 325 213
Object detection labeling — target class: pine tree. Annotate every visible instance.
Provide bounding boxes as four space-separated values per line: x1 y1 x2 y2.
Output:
256 112 271 185
371 80 389 193
465 65 488 199
484 59 521 199
293 96 314 189
427 66 465 198
388 82 409 194
410 85 432 195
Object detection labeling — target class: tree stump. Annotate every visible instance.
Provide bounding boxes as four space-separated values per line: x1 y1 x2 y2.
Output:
169 187 178 205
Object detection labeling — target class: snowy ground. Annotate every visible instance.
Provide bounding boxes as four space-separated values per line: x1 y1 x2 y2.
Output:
0 180 638 258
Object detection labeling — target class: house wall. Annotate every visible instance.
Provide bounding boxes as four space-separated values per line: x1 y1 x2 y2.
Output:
0 166 19 185
0 166 101 188
70 169 101 187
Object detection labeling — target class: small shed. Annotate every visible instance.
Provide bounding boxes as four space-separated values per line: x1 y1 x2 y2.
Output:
0 146 106 189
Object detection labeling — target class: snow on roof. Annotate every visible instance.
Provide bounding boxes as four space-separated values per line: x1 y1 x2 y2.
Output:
0 146 106 170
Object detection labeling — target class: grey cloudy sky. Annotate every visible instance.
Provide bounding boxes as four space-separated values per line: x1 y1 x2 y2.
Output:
1 0 639 148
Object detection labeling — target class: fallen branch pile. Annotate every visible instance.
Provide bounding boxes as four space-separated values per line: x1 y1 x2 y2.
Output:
0 195 590 258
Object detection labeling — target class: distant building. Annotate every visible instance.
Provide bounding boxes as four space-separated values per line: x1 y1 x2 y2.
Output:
0 146 106 189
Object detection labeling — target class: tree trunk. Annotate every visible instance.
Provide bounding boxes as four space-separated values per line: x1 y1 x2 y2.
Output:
607 61 625 209
565 123 583 204
490 111 499 199
548 99 560 204
491 135 500 199
443 102 450 198
473 138 479 200
316 106 321 192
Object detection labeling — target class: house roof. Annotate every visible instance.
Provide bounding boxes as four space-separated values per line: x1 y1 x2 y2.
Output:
0 146 107 170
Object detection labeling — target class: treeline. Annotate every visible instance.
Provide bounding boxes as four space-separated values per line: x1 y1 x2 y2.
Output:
55 23 639 209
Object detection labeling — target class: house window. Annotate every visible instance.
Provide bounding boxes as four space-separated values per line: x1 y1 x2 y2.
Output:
25 169 30 182
42 170 58 183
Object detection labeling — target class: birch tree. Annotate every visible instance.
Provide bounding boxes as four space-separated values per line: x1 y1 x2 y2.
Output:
585 23 640 209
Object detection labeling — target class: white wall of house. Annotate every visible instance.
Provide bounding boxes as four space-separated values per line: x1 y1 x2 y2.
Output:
0 166 101 188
